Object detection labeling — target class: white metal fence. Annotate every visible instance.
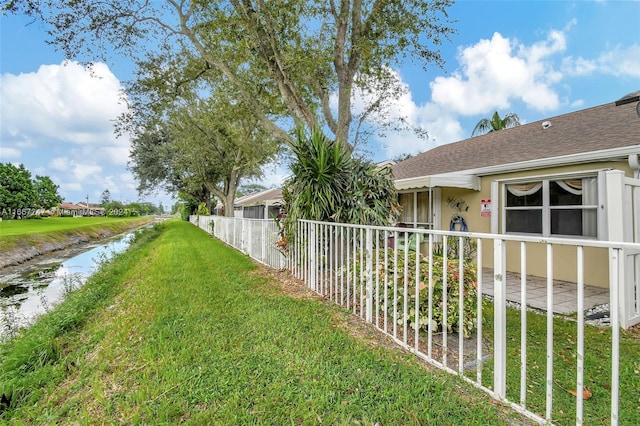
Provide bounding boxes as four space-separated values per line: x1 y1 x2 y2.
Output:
191 215 288 270
191 216 640 425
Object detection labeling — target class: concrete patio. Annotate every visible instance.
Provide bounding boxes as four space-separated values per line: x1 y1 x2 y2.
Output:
480 269 610 315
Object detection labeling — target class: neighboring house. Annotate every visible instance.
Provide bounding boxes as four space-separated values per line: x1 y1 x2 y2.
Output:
57 202 86 217
233 188 284 219
391 92 640 288
77 202 106 216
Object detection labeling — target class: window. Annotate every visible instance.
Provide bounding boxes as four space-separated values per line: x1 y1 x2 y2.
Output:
398 191 436 228
398 193 414 223
504 177 598 237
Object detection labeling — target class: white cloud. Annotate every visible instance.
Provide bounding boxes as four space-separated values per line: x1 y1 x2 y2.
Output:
430 30 565 115
49 156 102 181
0 60 129 160
0 146 21 159
607 45 640 77
570 99 585 108
564 44 640 78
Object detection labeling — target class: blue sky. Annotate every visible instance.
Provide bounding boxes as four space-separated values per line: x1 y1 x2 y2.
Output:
1 1 639 208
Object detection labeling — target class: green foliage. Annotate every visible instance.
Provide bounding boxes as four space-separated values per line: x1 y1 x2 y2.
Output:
99 188 111 206
384 250 480 338
283 127 400 240
0 164 63 217
0 163 37 214
33 175 63 209
344 247 480 338
471 111 521 136
4 0 455 151
179 205 191 221
196 202 210 216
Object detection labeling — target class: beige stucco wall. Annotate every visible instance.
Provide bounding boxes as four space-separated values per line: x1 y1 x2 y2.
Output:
432 160 633 288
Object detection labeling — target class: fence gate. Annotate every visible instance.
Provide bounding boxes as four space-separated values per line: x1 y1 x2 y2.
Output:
622 176 640 328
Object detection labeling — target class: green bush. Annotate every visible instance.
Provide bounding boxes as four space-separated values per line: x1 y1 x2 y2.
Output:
344 246 481 338
381 250 480 338
196 202 210 216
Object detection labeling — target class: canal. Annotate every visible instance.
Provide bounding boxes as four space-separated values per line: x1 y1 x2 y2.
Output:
0 231 137 340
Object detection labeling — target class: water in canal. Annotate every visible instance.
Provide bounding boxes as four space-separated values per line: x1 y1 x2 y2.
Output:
0 231 137 340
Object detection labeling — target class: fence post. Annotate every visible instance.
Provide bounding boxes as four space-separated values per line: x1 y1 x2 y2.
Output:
310 223 318 291
365 227 373 323
493 238 507 400
604 169 626 327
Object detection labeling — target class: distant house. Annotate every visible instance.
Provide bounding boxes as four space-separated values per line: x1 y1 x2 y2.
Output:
77 202 106 216
233 188 284 219
391 92 640 289
57 202 85 217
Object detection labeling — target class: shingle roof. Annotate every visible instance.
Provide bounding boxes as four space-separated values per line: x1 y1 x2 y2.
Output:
392 98 640 180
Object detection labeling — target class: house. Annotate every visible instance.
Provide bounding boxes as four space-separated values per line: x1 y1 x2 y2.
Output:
76 202 106 216
57 202 86 217
233 188 284 219
391 92 640 289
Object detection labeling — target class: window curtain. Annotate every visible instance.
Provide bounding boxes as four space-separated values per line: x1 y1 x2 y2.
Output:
582 177 598 236
507 182 542 196
553 178 597 236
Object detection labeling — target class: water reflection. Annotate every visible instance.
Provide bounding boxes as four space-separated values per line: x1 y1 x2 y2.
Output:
1 232 136 339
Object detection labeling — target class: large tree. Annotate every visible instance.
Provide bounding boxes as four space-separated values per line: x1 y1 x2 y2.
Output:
33 175 63 209
129 91 279 216
0 163 38 216
471 111 521 137
4 0 455 150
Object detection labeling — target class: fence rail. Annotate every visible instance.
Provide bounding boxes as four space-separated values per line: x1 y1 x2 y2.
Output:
191 216 640 425
191 215 288 270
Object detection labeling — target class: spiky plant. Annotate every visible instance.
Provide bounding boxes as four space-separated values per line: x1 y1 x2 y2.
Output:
282 127 400 239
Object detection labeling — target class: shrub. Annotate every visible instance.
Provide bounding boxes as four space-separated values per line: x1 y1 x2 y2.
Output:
196 202 210 216
382 250 480 338
346 247 480 338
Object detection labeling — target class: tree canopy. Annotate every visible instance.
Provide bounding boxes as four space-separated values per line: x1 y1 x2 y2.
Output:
0 163 62 217
4 0 455 150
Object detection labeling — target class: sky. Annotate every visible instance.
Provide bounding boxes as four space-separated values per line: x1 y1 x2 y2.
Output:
1 0 639 209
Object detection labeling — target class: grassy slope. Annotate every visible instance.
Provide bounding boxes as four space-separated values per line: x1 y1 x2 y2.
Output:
1 220 526 425
0 216 154 253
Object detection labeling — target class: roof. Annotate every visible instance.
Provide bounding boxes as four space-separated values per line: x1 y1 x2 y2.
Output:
59 202 84 210
392 98 640 182
234 188 283 207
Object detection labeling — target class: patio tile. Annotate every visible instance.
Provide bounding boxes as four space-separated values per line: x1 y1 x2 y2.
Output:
480 268 610 314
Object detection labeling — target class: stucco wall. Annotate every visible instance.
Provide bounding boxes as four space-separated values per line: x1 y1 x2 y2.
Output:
432 160 632 288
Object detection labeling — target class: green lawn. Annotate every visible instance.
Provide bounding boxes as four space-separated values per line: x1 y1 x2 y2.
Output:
469 304 640 425
0 216 148 237
0 220 528 425
0 216 154 254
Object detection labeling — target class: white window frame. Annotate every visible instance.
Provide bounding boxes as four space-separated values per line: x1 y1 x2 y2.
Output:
495 171 601 239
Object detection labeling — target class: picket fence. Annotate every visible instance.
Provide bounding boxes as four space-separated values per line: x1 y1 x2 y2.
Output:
191 215 640 425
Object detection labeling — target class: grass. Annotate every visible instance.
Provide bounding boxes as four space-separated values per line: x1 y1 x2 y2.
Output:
0 216 150 237
0 220 526 425
0 216 154 253
463 304 640 425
